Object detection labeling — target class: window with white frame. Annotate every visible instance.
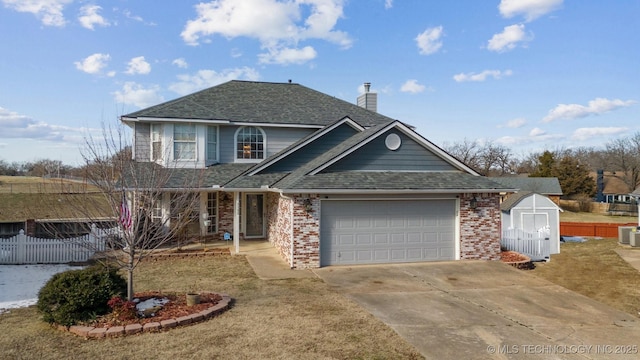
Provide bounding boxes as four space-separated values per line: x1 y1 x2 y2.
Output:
207 126 218 163
151 124 163 161
173 124 196 160
236 126 265 160
206 192 217 233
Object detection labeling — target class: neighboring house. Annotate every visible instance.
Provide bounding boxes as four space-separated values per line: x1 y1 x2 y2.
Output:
120 80 512 268
489 177 562 204
500 191 563 256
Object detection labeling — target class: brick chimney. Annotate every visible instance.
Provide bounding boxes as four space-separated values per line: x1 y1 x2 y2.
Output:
357 82 377 112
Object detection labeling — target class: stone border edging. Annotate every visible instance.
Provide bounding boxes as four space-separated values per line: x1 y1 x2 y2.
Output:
61 293 232 338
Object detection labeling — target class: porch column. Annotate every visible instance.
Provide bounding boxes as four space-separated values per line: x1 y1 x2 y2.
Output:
233 191 240 254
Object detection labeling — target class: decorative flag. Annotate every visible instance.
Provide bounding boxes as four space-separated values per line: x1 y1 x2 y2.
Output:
120 194 132 230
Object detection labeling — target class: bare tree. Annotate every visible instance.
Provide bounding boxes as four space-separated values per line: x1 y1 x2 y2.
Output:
605 133 640 192
443 139 516 176
35 122 204 300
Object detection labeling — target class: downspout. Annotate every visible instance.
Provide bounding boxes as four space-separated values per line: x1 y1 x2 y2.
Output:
233 191 240 254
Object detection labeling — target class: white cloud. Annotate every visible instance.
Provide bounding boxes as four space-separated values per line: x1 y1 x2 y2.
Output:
499 0 563 22
0 106 72 141
78 4 110 30
258 46 317 65
529 127 546 136
125 56 151 75
499 118 527 128
180 0 350 64
496 129 563 146
172 58 188 68
400 79 426 94
453 69 513 82
415 26 443 55
112 82 164 108
2 0 72 27
74 53 111 75
571 127 628 141
543 98 636 122
385 0 393 9
168 67 260 96
230 48 243 58
487 24 532 52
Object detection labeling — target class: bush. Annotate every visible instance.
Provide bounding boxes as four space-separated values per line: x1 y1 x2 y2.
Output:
37 265 127 326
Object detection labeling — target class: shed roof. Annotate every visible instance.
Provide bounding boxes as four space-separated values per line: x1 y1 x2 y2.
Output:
489 177 562 195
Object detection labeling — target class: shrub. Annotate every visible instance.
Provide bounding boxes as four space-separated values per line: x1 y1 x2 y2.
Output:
37 265 127 326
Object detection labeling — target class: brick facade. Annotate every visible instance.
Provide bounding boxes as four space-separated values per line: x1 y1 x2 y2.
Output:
266 193 293 267
459 193 502 260
219 192 501 268
289 194 320 269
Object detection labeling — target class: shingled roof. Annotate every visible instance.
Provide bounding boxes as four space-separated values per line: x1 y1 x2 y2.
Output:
122 80 396 127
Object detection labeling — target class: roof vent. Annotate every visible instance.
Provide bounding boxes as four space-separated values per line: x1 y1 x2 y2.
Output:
357 82 377 112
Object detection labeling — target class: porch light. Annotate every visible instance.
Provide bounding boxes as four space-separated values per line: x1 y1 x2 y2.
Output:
303 198 314 212
469 196 478 209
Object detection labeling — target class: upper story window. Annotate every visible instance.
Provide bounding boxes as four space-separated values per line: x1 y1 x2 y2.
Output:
174 124 196 160
151 124 163 161
235 126 265 161
207 126 218 163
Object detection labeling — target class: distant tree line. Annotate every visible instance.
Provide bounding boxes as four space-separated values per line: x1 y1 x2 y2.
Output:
0 147 132 179
442 131 640 199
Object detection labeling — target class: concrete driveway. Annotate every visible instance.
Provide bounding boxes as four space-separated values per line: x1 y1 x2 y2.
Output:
313 261 640 359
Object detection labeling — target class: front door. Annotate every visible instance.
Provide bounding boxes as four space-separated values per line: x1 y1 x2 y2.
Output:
245 193 265 238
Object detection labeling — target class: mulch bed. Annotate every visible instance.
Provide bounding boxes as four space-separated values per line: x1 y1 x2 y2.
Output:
501 250 535 270
88 291 223 328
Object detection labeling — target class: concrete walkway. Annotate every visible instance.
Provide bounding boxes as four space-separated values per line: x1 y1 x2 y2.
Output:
615 248 640 273
237 241 316 280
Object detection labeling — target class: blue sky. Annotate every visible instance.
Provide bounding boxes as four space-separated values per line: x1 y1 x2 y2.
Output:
1 0 638 166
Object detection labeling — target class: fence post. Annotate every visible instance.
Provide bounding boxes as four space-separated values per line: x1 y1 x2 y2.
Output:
17 230 26 263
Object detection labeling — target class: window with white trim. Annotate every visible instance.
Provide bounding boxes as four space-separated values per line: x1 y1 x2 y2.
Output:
207 126 218 163
173 124 196 160
206 192 217 233
151 124 163 161
235 126 265 160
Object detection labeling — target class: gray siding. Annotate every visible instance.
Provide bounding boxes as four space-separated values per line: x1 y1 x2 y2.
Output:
323 130 456 172
135 123 150 161
261 123 358 173
218 125 314 164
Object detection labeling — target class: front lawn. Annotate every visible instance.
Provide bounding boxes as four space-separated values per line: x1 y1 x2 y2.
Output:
533 238 640 317
0 255 421 360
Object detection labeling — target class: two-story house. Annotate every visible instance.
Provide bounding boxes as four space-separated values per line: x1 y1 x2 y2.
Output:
120 80 511 269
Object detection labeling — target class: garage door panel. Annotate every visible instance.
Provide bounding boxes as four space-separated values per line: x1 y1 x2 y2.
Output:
356 251 372 262
321 200 456 266
356 234 372 245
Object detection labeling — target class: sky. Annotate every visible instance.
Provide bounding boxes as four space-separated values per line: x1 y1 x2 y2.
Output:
0 0 638 166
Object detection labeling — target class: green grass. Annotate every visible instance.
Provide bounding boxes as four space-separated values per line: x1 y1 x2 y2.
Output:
559 210 637 224
0 256 422 360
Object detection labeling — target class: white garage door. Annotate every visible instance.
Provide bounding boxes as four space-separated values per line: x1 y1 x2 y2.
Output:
320 199 456 266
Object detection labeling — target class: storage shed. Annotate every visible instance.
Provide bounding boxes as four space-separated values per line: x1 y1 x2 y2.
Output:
501 191 563 254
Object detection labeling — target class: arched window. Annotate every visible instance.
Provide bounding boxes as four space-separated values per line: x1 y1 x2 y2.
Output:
235 126 265 161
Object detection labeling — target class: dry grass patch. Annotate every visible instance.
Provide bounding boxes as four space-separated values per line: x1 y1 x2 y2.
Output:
0 255 422 360
559 210 637 224
532 238 640 317
0 176 97 194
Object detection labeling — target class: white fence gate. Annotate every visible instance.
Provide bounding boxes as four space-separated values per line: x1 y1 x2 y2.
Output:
0 225 114 264
501 228 550 262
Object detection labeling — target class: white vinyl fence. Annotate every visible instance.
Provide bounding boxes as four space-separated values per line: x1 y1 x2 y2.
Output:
501 228 550 262
0 225 116 264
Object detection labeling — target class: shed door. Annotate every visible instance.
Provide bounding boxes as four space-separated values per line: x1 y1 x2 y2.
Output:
320 199 456 266
522 213 548 233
